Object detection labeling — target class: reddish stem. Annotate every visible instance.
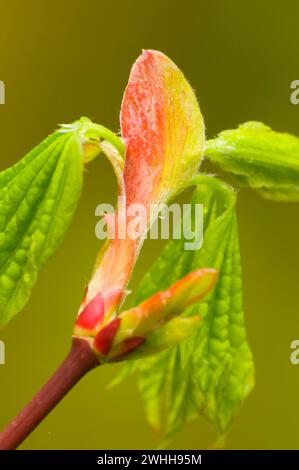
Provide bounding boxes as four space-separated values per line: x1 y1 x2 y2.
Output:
0 337 99 450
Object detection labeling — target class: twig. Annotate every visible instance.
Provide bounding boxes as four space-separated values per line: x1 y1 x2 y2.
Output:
0 338 99 450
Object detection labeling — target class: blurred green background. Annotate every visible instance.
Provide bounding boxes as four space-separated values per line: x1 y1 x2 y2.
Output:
0 0 299 450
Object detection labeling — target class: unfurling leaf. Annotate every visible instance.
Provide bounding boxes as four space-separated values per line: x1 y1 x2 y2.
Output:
0 117 123 327
111 269 217 360
78 50 205 328
121 49 205 209
205 121 299 201
126 316 201 360
74 269 217 362
118 175 254 439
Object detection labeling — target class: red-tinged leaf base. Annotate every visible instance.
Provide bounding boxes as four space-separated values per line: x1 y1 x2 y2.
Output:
75 293 104 332
94 318 121 356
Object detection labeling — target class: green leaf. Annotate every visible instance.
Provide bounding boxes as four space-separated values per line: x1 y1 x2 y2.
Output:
205 121 299 201
129 316 201 359
0 129 84 327
118 175 254 439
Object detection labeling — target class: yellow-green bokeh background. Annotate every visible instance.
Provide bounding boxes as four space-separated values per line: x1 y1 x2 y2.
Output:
0 0 299 450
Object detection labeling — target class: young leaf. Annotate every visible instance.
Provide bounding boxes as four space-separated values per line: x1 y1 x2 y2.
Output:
121 49 205 209
0 130 84 327
74 269 217 363
0 116 125 328
79 50 205 324
118 175 254 439
205 121 299 201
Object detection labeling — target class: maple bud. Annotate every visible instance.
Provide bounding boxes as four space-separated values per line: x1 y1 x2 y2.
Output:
74 269 217 362
73 51 210 361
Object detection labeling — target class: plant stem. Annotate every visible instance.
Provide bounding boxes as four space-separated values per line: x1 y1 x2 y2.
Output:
0 337 99 450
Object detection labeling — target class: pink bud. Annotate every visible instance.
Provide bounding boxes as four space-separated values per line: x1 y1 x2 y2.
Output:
94 318 121 356
75 293 104 332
